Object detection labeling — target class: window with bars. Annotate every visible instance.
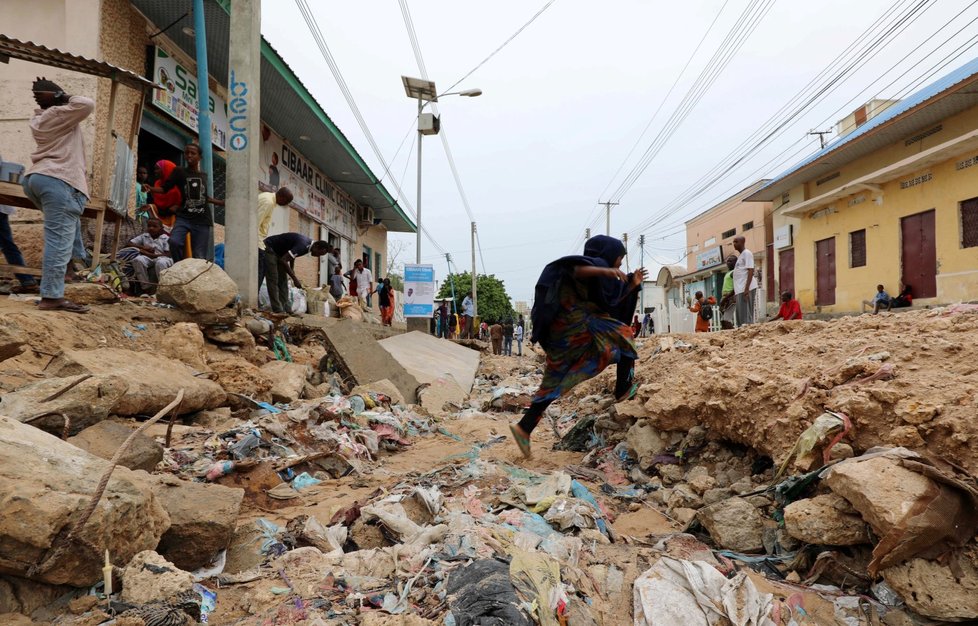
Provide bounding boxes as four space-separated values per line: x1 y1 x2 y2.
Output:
850 229 867 267
742 221 754 231
722 228 736 239
962 198 978 248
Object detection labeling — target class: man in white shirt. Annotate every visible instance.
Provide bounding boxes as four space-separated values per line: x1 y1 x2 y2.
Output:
461 292 475 339
732 236 758 326
256 187 292 290
350 259 373 309
129 218 172 294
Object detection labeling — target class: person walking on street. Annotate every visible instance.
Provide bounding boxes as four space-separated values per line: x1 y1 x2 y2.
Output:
256 186 293 289
462 291 475 339
510 235 646 458
689 291 712 333
345 259 373 309
489 320 503 355
732 236 757 326
502 319 514 356
262 232 328 313
514 318 525 356
21 78 95 313
377 277 394 326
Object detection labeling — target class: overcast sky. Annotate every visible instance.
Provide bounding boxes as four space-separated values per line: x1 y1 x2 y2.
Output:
261 0 978 302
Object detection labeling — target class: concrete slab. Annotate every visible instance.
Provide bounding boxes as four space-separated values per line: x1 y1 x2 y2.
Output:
322 320 421 403
378 331 480 392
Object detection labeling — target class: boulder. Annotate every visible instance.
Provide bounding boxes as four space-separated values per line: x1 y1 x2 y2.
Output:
157 259 237 313
210 357 273 404
626 420 667 470
202 325 256 350
667 484 703 511
351 378 407 406
0 374 129 435
0 319 26 363
0 416 170 586
882 552 978 621
45 348 226 417
160 323 209 372
150 475 244 571
824 454 934 537
0 575 75 617
259 361 311 404
120 551 193 605
417 377 467 415
696 497 765 553
783 494 869 546
63 282 118 305
68 421 163 472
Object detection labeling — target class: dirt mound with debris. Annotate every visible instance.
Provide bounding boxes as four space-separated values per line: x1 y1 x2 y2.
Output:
571 308 978 473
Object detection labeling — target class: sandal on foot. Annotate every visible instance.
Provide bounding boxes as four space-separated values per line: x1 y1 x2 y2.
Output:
615 381 639 402
509 424 532 459
37 300 89 314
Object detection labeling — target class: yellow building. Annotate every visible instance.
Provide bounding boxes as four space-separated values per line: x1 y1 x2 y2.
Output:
749 58 978 313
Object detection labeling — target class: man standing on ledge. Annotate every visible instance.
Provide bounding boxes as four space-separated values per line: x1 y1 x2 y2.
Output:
732 236 757 326
21 78 94 313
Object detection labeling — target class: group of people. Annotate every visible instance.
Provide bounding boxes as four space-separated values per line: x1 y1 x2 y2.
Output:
630 312 655 337
432 292 477 339
486 317 525 356
862 283 913 314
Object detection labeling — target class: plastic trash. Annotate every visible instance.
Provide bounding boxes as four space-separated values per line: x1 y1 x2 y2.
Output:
349 395 366 415
570 480 609 536
229 432 261 460
291 472 321 490
446 559 531 626
204 460 234 481
195 583 217 623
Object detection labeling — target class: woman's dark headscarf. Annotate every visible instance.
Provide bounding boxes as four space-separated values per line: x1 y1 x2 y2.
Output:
582 235 626 268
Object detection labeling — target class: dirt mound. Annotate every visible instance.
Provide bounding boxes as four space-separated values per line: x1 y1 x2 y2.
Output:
569 308 978 472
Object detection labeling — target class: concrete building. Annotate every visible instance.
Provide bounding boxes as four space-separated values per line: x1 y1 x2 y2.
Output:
749 57 978 314
679 180 772 306
0 0 414 290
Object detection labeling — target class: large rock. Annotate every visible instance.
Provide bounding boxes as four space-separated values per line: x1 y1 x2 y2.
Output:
210 357 273 404
626 420 667 470
62 282 118 306
784 494 869 546
160 323 209 372
696 497 765 553
0 374 129 435
0 417 170 586
150 475 244 571
882 552 978 621
120 551 193 605
823 454 934 537
259 360 311 404
417 376 467 416
0 319 26 363
157 258 237 313
68 421 164 472
45 348 226 417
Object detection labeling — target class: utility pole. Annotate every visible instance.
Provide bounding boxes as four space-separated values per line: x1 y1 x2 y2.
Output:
808 128 832 149
638 234 646 314
416 98 423 263
622 232 628 271
225 0 261 305
445 252 457 312
192 0 215 258
585 227 590 240
599 200 619 235
471 221 478 320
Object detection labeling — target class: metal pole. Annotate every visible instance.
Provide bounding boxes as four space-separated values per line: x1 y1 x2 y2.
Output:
471 221 477 320
606 203 610 235
193 0 215 258
415 97 423 264
639 234 645 313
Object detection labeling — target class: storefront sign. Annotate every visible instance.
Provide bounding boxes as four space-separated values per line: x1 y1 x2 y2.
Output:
151 48 230 150
774 225 793 249
403 264 435 318
259 125 357 241
696 246 723 270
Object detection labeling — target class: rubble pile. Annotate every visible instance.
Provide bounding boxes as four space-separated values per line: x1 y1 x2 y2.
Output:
0 287 977 624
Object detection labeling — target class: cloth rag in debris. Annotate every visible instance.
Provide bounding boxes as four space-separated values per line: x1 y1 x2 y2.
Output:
447 559 531 626
633 556 776 626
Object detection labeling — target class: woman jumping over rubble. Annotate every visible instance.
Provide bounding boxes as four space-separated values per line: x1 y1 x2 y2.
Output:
510 235 647 458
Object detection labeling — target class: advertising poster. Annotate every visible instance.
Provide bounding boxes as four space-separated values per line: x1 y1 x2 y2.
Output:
151 48 230 150
403 264 435 318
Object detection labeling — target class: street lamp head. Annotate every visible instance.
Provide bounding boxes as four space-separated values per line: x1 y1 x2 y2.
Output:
459 88 483 97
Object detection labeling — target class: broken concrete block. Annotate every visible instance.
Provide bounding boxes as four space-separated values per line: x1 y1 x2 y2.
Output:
784 494 869 546
0 575 75 618
696 497 765 553
203 324 256 349
157 258 238 313
260 360 311 404
351 378 406 406
0 374 129 435
160 323 209 372
417 376 467 416
322 321 420 403
626 420 666 470
45 348 226 417
0 319 26 363
882 552 978 621
378 330 480 392
68 421 163 472
0 416 170 586
120 551 193 605
824 454 934 538
150 475 244 572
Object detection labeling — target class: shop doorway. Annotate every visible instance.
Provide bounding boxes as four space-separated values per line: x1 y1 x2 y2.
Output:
815 237 836 306
901 209 937 299
779 248 795 296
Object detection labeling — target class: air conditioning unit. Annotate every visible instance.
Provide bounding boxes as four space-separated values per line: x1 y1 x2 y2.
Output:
419 113 440 136
359 207 375 225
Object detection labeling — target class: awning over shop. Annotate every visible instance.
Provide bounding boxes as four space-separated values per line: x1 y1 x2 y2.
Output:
129 0 415 233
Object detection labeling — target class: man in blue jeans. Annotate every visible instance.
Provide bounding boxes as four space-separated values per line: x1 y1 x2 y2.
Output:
21 78 94 313
168 142 223 262
0 207 38 291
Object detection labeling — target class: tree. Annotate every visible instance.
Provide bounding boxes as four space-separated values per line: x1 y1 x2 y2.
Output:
436 271 515 322
387 273 404 291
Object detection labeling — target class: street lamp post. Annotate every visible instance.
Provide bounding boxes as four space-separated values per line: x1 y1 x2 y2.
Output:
400 77 482 265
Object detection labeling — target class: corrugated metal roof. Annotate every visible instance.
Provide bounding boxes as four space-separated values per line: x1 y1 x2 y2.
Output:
128 0 415 233
0 33 162 91
749 55 978 202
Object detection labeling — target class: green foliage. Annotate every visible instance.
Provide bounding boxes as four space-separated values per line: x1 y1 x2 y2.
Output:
436 271 515 322
387 273 404 292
